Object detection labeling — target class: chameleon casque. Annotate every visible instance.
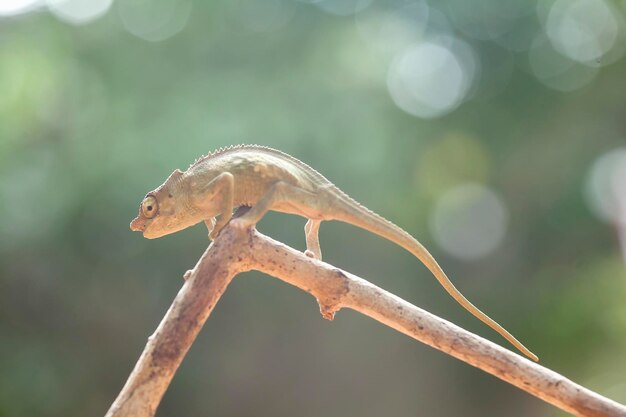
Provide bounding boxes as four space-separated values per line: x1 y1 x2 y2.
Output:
130 144 538 361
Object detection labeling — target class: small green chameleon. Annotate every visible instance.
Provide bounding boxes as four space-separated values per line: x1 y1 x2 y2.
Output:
130 145 537 361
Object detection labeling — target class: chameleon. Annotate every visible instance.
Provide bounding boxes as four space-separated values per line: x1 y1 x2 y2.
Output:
130 144 538 361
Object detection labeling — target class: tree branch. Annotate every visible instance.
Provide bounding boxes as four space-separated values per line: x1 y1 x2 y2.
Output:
105 220 626 417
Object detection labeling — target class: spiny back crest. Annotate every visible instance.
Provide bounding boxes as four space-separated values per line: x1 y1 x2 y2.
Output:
186 144 331 183
188 145 296 169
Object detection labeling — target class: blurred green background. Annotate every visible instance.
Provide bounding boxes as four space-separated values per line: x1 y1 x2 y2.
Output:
1 0 626 416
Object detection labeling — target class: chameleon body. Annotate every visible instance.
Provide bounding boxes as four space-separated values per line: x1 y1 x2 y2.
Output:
130 144 537 361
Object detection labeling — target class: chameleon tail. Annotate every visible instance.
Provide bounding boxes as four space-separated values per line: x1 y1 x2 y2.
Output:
331 194 538 362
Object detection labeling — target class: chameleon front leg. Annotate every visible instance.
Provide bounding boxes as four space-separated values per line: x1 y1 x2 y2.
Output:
304 219 322 260
204 218 216 237
191 172 234 240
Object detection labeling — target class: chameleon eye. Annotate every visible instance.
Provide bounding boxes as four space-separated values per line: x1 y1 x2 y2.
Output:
141 195 159 218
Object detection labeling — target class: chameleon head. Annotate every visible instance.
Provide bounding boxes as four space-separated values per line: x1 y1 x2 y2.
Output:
130 169 201 239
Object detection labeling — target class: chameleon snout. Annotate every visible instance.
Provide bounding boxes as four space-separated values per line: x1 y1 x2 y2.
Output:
130 217 146 232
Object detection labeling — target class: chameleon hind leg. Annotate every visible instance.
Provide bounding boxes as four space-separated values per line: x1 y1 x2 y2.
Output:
304 219 322 260
236 181 326 258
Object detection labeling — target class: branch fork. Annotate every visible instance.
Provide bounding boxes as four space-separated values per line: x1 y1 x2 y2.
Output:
105 220 626 417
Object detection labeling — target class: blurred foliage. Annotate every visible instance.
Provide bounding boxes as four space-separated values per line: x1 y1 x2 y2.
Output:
1 1 626 416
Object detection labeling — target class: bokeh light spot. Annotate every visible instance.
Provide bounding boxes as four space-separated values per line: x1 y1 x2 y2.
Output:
545 0 621 65
46 0 113 25
585 148 626 227
387 38 476 118
430 183 508 260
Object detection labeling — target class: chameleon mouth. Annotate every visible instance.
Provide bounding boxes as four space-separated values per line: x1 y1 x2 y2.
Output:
130 217 146 232
130 217 163 239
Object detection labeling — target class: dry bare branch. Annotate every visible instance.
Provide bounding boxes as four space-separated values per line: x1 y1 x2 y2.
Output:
106 220 626 417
